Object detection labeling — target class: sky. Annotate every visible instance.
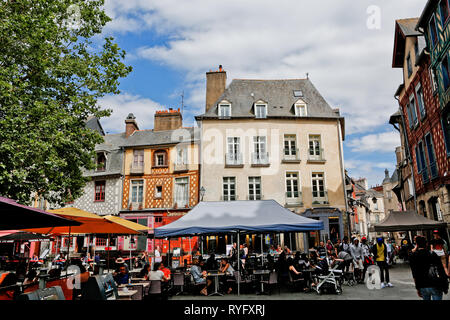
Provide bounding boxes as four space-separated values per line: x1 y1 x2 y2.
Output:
93 0 427 187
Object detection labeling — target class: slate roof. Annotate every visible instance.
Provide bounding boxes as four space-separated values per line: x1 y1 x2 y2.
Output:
397 18 421 37
195 79 341 120
120 127 200 148
84 133 126 178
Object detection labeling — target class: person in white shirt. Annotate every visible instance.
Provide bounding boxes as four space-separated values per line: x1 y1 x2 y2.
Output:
350 238 364 281
154 246 162 264
148 263 168 281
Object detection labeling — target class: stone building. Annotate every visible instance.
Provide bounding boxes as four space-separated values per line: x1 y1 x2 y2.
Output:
195 66 348 251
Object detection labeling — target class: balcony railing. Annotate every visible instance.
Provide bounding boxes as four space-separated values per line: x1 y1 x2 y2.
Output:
312 190 329 205
251 152 269 166
308 148 326 162
430 162 438 180
130 163 144 175
225 153 243 167
285 191 303 206
247 194 264 200
282 149 300 162
220 195 239 201
174 162 189 172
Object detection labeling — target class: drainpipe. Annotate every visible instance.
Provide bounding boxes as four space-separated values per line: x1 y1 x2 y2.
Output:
337 118 351 238
394 95 418 213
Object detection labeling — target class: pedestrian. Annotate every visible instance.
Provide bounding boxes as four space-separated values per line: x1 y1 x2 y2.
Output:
339 236 351 254
350 238 364 282
360 237 373 281
154 245 162 264
371 237 393 288
409 236 448 300
430 230 448 276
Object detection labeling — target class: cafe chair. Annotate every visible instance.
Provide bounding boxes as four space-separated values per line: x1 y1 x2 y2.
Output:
147 280 163 300
260 271 279 295
232 272 251 294
173 273 188 296
288 272 305 293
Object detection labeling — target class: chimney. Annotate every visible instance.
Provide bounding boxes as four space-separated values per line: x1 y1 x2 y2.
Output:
206 65 227 112
154 108 182 131
125 113 139 138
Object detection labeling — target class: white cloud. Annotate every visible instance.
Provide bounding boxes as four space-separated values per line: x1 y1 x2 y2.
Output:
347 131 401 153
97 93 164 134
102 0 425 135
345 159 396 187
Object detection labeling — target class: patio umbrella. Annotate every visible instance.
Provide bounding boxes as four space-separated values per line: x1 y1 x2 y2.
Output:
0 231 53 243
0 197 80 231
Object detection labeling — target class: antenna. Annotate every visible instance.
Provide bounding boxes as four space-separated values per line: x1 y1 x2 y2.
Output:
181 90 184 116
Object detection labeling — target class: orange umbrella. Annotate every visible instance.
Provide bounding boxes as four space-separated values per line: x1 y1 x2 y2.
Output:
21 208 143 235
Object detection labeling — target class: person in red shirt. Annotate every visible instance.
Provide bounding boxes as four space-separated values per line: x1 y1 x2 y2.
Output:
159 262 171 282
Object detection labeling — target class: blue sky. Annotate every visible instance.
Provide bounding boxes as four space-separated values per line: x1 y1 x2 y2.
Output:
95 0 427 187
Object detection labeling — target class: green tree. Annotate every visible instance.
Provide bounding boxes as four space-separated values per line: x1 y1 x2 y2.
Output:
0 0 132 205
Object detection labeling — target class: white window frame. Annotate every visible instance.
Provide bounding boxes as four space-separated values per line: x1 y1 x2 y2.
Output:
311 172 327 202
248 176 262 200
253 136 267 156
254 101 268 119
130 179 144 205
285 172 301 202
415 82 426 119
223 177 236 201
294 99 307 116
218 100 232 118
174 176 189 207
133 149 144 168
176 145 188 165
409 94 418 126
155 185 162 198
308 135 322 158
283 135 298 159
227 137 241 158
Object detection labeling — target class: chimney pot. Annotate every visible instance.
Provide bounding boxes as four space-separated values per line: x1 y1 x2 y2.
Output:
206 66 227 113
125 114 139 138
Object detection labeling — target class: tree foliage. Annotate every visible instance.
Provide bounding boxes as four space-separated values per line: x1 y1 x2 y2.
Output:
0 0 132 205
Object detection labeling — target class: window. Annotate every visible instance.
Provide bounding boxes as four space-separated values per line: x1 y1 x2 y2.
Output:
154 216 163 224
223 177 236 201
409 95 418 127
430 67 439 93
131 180 144 204
255 104 267 118
219 103 231 118
174 177 189 207
286 172 300 201
425 133 438 179
294 102 307 117
176 146 188 165
248 177 262 200
95 237 107 247
373 199 378 211
155 186 162 198
94 181 105 202
309 135 323 159
442 108 450 155
440 0 450 25
415 83 426 119
133 150 144 168
429 15 439 48
252 136 268 163
227 137 241 164
154 150 167 167
312 173 327 202
416 141 429 184
441 54 450 91
96 152 106 171
414 40 419 59
406 53 413 78
386 191 392 199
407 177 414 197
284 135 297 157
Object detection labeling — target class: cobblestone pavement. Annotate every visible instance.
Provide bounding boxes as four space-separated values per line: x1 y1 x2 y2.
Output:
170 263 450 300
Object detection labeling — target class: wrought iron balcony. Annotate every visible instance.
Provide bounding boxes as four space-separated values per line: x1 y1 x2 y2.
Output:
285 191 303 206
282 148 300 162
312 190 329 205
251 152 269 166
225 153 243 167
308 148 326 163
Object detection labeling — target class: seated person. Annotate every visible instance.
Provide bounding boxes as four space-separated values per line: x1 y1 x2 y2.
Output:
219 258 234 294
158 262 171 282
296 253 311 270
190 259 212 296
114 257 128 273
266 254 276 271
287 257 306 291
113 265 130 285
148 263 168 281
140 264 151 279
205 253 218 271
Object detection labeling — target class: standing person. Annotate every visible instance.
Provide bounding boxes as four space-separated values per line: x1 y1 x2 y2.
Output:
340 237 351 254
409 236 448 300
430 230 448 276
360 237 373 282
326 240 334 253
315 241 327 259
350 238 364 282
334 239 342 255
372 237 393 288
154 245 162 264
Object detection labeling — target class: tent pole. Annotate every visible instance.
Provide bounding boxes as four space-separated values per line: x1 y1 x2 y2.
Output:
261 233 264 267
67 226 71 269
237 231 240 296
289 233 292 252
129 236 132 271
107 233 110 272
189 236 192 263
168 238 171 268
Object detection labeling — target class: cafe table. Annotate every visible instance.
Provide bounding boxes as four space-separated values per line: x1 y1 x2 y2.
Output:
253 269 271 295
117 288 138 300
301 268 316 291
206 271 225 296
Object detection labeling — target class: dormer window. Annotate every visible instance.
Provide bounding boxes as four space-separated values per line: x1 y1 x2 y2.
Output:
218 101 231 118
254 101 267 119
294 99 307 117
96 152 106 171
154 150 168 167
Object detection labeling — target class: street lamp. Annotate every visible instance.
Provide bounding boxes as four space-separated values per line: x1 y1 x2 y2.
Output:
200 186 206 201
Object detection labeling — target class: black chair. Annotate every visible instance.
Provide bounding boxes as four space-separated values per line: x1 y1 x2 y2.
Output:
147 280 165 300
288 272 305 292
260 271 279 295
